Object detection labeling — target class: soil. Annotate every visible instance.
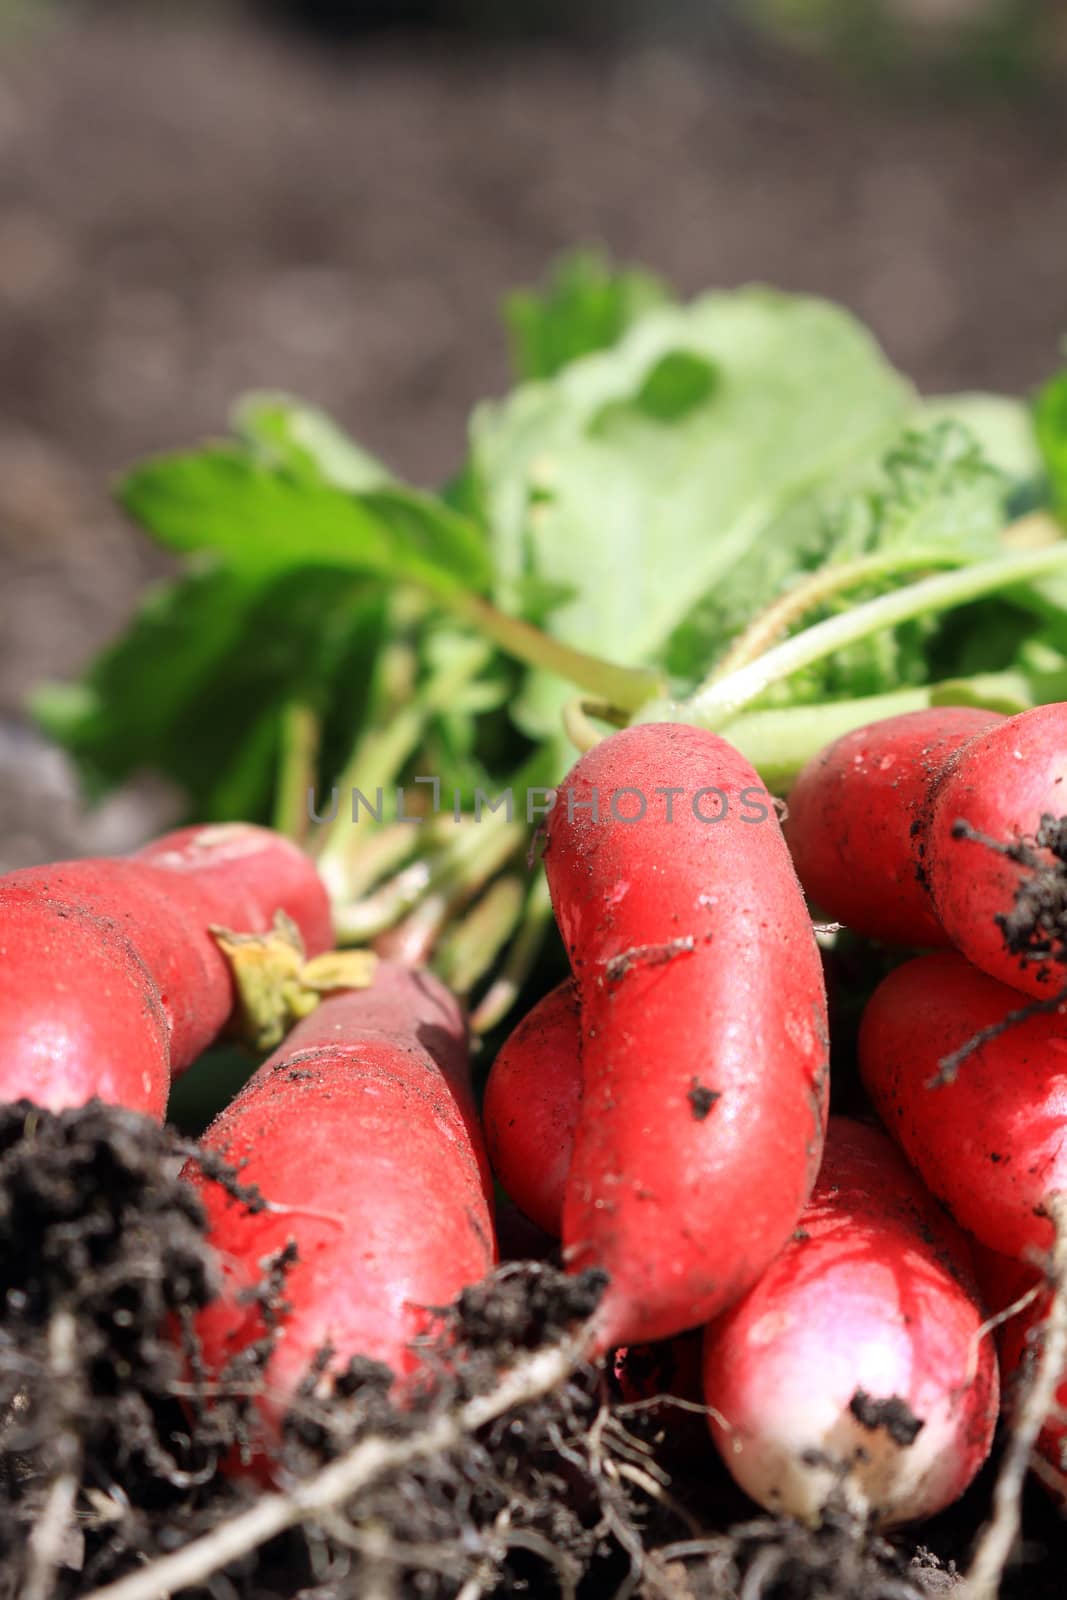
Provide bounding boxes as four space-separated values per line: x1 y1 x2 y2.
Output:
0 1099 1020 1600
0 1082 1062 1599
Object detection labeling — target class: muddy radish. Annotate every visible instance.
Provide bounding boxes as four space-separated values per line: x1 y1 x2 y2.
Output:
924 702 1067 996
187 960 495 1461
702 1118 999 1526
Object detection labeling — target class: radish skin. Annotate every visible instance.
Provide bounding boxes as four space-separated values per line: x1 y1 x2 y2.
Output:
702 1119 999 1527
925 703 1067 997
187 961 496 1457
783 706 1004 945
544 723 829 1352
483 979 581 1237
0 823 332 1115
859 950 1067 1260
0 889 172 1116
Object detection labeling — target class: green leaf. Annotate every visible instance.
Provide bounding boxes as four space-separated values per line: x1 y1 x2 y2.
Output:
33 565 385 820
504 249 673 382
674 421 1012 705
234 392 395 490
1035 370 1067 515
826 421 1007 561
473 287 915 733
119 448 492 597
921 391 1041 485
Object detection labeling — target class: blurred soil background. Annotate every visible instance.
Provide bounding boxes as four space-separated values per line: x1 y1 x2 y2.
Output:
1 0 1066 870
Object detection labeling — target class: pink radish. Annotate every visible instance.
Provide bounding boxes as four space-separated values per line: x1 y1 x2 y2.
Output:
702 1118 999 1527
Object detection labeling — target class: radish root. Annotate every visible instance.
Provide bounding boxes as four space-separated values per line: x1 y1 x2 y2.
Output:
965 1193 1067 1600
79 1324 596 1600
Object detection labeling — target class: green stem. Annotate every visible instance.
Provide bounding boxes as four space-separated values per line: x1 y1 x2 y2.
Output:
449 591 664 713
272 701 321 844
670 545 1067 730
724 671 1051 793
375 812 526 968
435 875 526 997
711 548 968 681
470 875 555 1036
314 639 489 881
561 696 628 753
327 823 420 906
332 858 435 945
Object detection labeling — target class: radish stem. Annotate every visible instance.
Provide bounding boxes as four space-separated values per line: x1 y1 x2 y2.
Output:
710 547 970 681
723 671 1058 791
273 700 321 845
471 876 555 1035
670 545 1067 730
449 591 664 713
436 875 526 996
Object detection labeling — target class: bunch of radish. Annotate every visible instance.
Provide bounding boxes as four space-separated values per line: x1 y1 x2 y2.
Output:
487 703 1067 1525
4 702 1067 1530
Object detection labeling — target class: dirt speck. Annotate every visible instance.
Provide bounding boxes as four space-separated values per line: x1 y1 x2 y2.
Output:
688 1078 722 1120
850 1389 925 1447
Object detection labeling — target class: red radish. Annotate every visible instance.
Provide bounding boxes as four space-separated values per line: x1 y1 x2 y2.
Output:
924 702 1067 997
702 1118 999 1527
543 722 829 1352
483 979 581 1237
0 889 172 1116
187 960 495 1456
0 823 332 1116
783 706 1004 945
859 950 1067 1260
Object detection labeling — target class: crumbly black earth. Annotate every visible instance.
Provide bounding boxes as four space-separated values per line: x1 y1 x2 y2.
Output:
0 1102 1061 1600
989 815 1067 985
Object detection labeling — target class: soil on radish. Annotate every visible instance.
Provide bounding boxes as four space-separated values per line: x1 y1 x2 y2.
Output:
988 814 1067 987
0 1103 1061 1600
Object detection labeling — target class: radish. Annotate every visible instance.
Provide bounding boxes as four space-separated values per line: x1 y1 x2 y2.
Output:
0 889 173 1116
702 1118 999 1527
783 706 1004 945
859 950 1067 1260
543 722 829 1352
187 960 496 1456
0 823 332 1116
924 702 1067 997
482 979 581 1237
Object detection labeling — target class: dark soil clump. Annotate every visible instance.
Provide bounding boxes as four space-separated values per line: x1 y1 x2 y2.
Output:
0 1101 248 1596
0 1105 1059 1599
